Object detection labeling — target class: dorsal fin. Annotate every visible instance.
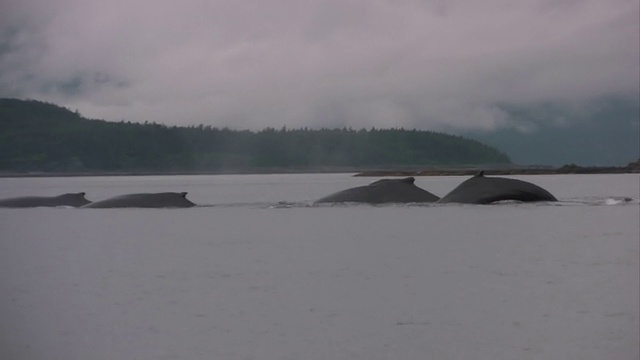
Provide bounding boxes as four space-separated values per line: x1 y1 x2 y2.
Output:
181 192 188 197
400 177 415 184
474 170 485 177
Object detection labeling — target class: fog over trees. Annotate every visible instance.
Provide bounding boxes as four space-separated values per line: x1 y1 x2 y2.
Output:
1 99 510 173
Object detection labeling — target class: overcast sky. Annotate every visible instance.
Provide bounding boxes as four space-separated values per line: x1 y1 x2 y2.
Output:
1 0 638 131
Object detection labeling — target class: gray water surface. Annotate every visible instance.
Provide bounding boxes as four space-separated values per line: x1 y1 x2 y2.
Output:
1 174 638 360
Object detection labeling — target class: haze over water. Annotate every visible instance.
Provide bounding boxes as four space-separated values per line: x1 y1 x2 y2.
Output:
1 173 638 359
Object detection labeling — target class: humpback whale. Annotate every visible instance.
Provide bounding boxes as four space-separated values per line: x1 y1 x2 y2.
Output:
315 177 440 204
438 171 557 204
0 193 91 208
82 192 196 208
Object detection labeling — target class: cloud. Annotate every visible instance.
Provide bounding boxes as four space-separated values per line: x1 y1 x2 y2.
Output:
1 0 638 130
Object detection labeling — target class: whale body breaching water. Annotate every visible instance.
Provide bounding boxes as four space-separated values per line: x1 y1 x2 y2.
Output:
438 171 557 204
0 193 91 208
82 192 196 208
315 177 440 204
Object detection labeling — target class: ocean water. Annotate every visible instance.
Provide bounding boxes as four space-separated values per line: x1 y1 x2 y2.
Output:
0 173 638 360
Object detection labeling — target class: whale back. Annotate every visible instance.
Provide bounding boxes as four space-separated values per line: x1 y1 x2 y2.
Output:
315 177 439 204
83 192 196 208
438 173 557 204
55 192 92 207
0 192 91 208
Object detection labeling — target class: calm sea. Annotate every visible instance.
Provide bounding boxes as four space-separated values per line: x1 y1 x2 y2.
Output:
1 173 638 360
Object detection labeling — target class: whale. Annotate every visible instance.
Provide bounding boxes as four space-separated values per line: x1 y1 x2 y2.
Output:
0 192 91 208
82 192 196 208
315 177 440 204
437 171 557 204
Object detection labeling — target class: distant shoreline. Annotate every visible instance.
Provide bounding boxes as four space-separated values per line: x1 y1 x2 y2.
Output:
0 167 362 178
354 161 640 177
0 161 638 178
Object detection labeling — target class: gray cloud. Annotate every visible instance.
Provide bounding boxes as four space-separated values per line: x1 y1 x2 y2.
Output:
1 0 638 130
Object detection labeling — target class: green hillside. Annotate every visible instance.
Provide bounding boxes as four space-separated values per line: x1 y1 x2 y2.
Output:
0 98 511 173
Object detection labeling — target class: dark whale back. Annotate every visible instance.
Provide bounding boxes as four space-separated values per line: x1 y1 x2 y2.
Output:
82 192 196 208
315 177 440 204
0 192 91 208
438 171 557 204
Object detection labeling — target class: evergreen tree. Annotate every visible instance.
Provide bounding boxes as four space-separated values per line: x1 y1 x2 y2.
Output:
0 98 511 173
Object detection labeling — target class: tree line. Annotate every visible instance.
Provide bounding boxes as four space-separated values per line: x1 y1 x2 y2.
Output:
0 99 511 173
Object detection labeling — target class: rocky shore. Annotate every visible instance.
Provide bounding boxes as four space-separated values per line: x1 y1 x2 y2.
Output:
1 160 638 178
354 159 640 177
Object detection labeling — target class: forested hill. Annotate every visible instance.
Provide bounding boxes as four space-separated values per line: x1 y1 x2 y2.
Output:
0 99 511 173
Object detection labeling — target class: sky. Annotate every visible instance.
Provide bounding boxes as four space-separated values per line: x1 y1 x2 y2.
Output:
1 0 638 132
